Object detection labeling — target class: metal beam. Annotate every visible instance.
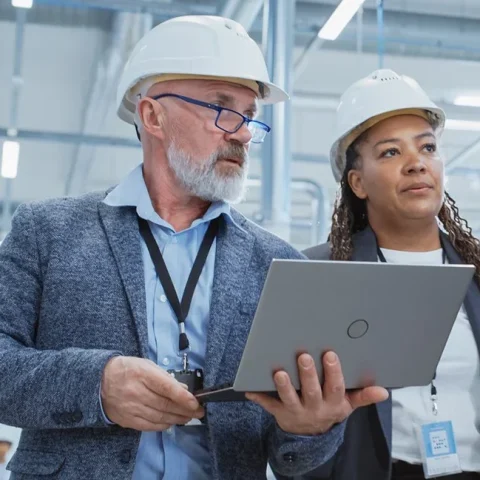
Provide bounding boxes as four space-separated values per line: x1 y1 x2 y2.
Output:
356 5 364 53
289 4 480 62
247 176 330 244
3 125 480 173
25 0 480 61
0 127 332 164
445 137 480 173
0 128 140 148
260 0 273 222
448 166 480 176
220 0 263 31
220 0 241 18
2 8 26 235
1 179 13 238
294 33 325 82
34 0 216 15
377 0 385 68
9 125 480 176
9 9 26 132
65 11 152 196
261 0 295 240
294 1 373 82
235 0 263 32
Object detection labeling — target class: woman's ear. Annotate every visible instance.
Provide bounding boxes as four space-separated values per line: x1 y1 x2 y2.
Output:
348 168 368 200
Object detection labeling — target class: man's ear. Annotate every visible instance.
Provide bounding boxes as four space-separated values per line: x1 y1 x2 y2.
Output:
137 98 166 139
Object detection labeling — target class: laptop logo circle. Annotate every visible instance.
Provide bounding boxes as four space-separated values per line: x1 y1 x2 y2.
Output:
347 319 369 339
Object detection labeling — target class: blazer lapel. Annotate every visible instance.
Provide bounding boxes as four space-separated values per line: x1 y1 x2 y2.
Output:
441 234 480 355
462 281 480 356
351 226 393 453
98 202 149 358
204 215 255 386
351 226 378 262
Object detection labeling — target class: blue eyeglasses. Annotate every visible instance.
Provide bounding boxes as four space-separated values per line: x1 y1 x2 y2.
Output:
150 93 271 144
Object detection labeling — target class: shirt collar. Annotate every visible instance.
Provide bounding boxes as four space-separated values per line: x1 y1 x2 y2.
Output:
103 164 246 233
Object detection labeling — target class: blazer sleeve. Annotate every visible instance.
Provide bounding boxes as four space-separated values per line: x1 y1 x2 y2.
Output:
266 413 344 476
0 204 120 429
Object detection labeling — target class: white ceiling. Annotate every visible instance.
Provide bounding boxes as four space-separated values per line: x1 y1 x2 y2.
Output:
303 0 480 19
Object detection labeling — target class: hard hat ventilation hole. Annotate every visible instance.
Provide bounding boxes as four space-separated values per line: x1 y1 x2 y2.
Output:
372 70 401 82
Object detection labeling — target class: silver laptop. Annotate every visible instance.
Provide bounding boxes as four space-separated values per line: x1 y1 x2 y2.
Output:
195 259 474 403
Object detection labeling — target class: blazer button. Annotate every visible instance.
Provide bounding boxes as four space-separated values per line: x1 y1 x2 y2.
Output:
60 412 71 424
283 452 296 464
72 411 83 423
120 449 132 464
52 413 62 424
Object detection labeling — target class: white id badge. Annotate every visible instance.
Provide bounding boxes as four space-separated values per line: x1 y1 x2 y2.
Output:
417 421 462 478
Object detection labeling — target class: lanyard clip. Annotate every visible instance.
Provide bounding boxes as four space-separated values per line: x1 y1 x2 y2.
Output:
430 379 438 416
182 352 189 372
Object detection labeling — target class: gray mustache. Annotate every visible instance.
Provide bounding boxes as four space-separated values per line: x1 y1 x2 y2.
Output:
214 144 248 164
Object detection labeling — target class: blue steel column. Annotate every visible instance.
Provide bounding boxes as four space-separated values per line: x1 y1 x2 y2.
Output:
357 5 364 53
260 0 273 223
377 0 385 68
2 8 26 236
260 0 295 239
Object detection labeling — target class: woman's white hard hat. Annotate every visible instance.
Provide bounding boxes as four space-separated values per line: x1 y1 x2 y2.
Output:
330 69 445 182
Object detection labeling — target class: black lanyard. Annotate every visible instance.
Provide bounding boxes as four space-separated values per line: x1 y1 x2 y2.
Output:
138 216 221 352
376 244 446 414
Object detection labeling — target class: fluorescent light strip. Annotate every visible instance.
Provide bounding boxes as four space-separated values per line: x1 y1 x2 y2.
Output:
453 95 480 108
11 0 33 8
318 0 366 41
445 119 480 132
1 141 20 179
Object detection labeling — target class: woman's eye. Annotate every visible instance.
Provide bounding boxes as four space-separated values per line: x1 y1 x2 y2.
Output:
423 143 437 153
382 148 399 158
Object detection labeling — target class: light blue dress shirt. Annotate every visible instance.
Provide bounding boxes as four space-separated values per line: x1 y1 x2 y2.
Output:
103 164 244 480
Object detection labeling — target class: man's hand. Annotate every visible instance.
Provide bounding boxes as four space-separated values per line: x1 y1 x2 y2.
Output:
245 352 388 435
101 356 204 431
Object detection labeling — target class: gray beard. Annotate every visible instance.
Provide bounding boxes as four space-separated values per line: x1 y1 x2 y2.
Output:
167 142 249 204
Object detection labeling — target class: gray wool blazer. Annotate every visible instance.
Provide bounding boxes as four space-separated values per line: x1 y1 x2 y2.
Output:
0 191 344 480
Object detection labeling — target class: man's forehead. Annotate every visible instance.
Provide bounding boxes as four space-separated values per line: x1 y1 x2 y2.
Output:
207 89 258 111
201 80 258 97
148 79 259 103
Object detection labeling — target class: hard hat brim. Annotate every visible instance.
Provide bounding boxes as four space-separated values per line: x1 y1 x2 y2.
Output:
118 74 288 125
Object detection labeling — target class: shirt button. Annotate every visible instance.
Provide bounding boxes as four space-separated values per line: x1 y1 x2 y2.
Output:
160 294 167 303
162 357 170 366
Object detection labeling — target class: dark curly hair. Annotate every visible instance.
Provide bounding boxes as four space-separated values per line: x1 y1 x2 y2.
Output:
330 137 480 285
